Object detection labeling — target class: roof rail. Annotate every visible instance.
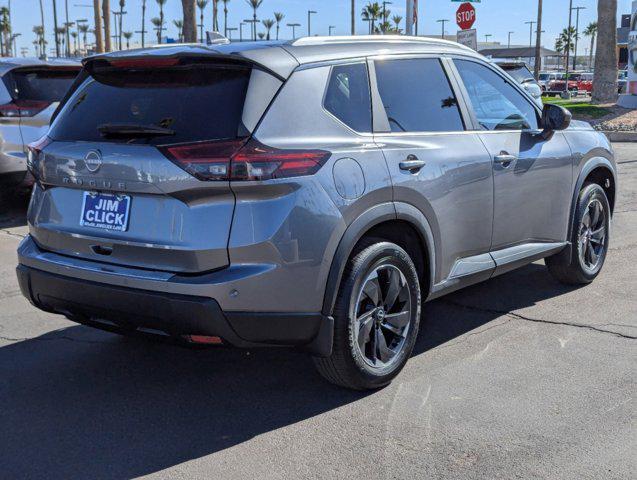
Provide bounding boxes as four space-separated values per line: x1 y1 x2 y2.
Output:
289 35 472 51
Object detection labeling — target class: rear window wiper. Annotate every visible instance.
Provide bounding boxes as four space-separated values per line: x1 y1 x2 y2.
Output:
97 123 175 138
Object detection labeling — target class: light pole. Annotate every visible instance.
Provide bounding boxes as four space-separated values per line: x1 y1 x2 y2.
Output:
329 25 336 36
307 10 316 37
564 0 573 95
244 19 258 41
436 19 449 39
382 1 392 34
52 0 61 57
287 22 301 39
524 20 536 63
76 18 87 54
571 6 586 70
239 22 246 42
508 31 514 49
484 34 492 44
227 27 237 41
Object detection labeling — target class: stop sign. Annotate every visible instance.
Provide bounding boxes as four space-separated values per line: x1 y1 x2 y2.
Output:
456 2 476 30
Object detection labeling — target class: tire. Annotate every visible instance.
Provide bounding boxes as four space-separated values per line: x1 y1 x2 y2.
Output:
546 183 611 285
314 241 421 390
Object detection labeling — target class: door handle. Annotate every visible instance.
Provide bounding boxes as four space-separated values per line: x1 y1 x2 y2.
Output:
494 152 517 167
399 156 426 173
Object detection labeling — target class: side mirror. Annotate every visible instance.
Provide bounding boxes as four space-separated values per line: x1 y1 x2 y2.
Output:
540 103 571 139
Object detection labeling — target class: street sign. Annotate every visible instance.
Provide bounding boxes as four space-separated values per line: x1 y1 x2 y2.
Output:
457 29 478 50
456 2 476 30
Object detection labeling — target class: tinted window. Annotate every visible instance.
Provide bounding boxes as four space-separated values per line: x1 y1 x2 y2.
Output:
324 63 371 132
3 68 78 102
49 64 252 145
374 58 464 133
455 60 539 131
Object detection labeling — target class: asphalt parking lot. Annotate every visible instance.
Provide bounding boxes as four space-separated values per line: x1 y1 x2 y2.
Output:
0 143 635 480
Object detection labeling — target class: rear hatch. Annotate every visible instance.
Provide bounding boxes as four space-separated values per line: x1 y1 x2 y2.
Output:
29 55 281 273
1 65 79 144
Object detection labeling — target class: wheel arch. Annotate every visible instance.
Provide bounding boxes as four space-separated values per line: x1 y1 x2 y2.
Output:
321 202 436 316
569 158 617 239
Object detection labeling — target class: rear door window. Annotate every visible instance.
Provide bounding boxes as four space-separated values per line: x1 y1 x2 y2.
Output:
323 63 372 132
49 62 255 145
374 58 464 133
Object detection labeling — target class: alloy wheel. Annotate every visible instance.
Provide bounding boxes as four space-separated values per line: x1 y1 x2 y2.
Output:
353 264 412 369
577 198 607 272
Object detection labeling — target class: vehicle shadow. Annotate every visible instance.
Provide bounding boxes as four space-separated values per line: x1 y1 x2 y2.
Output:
0 193 28 228
0 263 579 479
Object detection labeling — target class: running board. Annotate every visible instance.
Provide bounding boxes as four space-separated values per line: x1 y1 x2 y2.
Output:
429 242 568 300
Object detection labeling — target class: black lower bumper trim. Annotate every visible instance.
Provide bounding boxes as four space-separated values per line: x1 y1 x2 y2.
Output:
16 265 333 356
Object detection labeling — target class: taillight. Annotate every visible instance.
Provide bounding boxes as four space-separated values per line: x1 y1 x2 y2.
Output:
0 100 51 118
26 135 52 177
160 139 246 181
159 139 331 182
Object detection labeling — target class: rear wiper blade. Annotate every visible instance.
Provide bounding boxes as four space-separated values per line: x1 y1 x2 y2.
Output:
97 123 175 138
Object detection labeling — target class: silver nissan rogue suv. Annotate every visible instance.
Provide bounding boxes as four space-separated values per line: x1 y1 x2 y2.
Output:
17 37 617 390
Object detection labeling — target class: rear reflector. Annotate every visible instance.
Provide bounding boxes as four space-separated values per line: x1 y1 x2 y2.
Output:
0 100 51 117
185 335 223 345
159 138 331 182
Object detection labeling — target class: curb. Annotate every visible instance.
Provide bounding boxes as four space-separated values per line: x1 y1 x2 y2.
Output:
600 131 637 142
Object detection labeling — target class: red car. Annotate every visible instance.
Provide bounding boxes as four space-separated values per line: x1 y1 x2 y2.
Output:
547 73 580 96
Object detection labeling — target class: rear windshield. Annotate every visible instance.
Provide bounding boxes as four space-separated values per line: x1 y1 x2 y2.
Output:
3 68 78 102
49 63 252 145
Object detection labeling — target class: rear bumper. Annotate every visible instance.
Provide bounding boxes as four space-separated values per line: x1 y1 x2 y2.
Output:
16 264 333 356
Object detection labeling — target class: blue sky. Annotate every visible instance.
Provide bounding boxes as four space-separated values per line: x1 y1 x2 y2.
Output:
7 0 632 56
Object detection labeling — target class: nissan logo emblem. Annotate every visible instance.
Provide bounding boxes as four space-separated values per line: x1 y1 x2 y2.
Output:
84 150 102 173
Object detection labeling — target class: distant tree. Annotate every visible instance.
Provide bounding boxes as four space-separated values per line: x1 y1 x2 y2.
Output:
118 0 125 50
246 0 263 41
274 12 284 40
392 15 402 33
222 0 231 37
151 17 163 44
362 2 381 34
262 19 274 40
257 32 265 40
155 0 168 43
197 0 208 43
123 30 133 48
103 0 111 51
173 19 184 42
71 31 78 54
79 23 89 52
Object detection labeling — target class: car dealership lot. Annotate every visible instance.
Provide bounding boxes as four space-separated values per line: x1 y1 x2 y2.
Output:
0 144 635 479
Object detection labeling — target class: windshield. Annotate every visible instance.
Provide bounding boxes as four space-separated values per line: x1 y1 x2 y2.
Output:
501 66 534 83
3 68 78 102
539 73 550 81
49 63 252 145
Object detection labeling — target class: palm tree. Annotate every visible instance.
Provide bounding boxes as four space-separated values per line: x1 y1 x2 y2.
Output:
558 26 576 68
361 9 371 34
212 0 219 31
55 26 67 55
155 0 167 44
584 22 598 70
262 18 274 40
118 0 125 50
222 0 230 37
33 25 44 57
71 31 78 55
181 0 197 42
0 7 11 57
362 2 381 34
79 23 89 53
196 0 208 43
151 17 163 44
246 0 263 41
257 32 265 40
274 12 284 40
123 30 132 48
592 0 618 103
391 15 402 33
173 19 184 41
103 0 112 51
